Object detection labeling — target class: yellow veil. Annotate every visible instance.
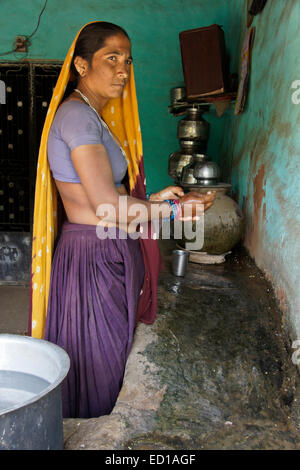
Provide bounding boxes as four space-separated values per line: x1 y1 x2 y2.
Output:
30 22 143 339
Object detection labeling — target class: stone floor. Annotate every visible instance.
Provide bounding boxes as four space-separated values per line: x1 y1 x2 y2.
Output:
1 240 300 450
62 240 300 450
0 285 29 335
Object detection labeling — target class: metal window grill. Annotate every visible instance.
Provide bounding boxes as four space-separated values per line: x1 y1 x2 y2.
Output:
0 62 62 232
0 62 62 283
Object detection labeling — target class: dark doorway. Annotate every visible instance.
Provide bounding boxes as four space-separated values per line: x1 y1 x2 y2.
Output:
0 62 62 283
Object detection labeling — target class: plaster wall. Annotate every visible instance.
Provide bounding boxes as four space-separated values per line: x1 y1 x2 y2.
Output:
220 0 300 338
1 0 299 340
0 0 232 192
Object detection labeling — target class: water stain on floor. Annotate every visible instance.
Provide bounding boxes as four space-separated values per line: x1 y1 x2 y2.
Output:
126 242 300 450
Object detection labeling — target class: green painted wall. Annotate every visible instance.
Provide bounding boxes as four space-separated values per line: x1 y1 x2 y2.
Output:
3 1 299 338
0 0 233 193
220 0 300 339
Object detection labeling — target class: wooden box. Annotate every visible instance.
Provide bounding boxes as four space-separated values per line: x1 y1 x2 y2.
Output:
179 24 228 99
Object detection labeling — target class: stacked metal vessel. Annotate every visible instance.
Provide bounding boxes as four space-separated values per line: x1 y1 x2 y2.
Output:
168 104 219 186
168 87 244 259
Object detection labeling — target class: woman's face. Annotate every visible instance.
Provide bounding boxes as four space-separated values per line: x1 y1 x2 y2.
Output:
75 33 132 103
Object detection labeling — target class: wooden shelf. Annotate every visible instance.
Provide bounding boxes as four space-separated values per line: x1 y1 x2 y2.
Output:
198 91 237 103
168 92 237 117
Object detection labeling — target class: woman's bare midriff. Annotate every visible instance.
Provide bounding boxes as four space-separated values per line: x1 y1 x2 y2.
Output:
55 179 132 231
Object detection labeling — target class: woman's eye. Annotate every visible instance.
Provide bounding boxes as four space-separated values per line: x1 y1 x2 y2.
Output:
108 56 117 61
126 59 133 65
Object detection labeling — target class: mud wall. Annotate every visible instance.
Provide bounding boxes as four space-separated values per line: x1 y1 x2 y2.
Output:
220 0 300 338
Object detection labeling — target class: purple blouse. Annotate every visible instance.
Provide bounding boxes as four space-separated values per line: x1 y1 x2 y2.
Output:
47 100 128 185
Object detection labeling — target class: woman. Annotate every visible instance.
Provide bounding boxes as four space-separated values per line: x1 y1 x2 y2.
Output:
30 21 215 419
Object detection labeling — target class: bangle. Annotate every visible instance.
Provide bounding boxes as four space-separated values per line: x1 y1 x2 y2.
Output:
173 199 182 220
164 199 182 221
146 192 153 201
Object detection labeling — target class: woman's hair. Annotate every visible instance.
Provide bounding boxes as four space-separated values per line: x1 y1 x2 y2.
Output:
71 22 130 80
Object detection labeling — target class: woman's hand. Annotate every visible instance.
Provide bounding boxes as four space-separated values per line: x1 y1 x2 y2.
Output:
150 186 184 202
179 191 216 220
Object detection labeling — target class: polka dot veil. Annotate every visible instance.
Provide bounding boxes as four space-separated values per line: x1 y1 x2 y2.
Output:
30 21 144 338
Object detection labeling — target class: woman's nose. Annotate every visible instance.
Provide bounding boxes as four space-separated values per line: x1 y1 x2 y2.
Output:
117 61 130 78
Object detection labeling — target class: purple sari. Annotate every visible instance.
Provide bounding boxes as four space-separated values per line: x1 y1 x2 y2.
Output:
44 222 144 418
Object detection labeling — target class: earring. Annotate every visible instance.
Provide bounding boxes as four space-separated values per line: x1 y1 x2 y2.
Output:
76 67 85 77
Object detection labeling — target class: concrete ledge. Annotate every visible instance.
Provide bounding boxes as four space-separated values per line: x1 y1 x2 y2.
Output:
63 322 164 450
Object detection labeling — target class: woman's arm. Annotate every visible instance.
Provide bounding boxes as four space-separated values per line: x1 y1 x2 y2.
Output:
116 184 128 195
71 143 172 224
149 186 184 201
71 143 215 225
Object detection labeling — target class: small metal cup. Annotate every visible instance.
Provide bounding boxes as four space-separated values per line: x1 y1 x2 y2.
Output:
172 249 189 277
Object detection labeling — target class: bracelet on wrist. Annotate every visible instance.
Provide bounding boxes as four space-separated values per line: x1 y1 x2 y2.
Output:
146 192 153 201
164 199 182 221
